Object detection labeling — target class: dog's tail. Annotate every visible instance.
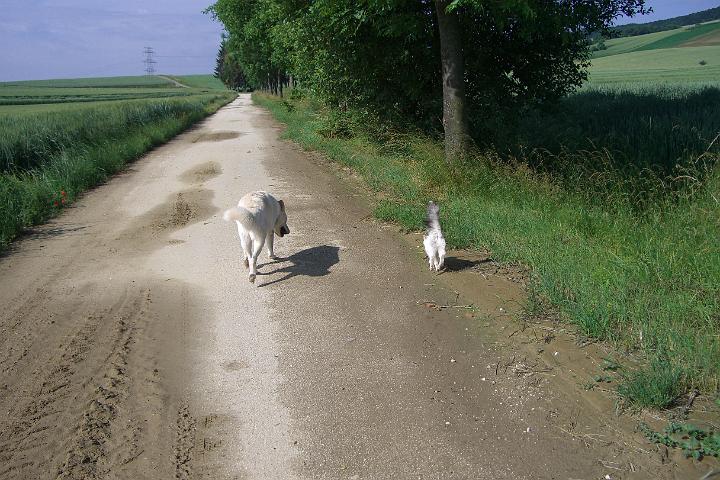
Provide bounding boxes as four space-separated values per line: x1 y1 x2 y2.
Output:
223 206 254 227
425 201 441 232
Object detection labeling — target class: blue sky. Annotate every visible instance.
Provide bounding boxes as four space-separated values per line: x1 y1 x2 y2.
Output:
0 1 223 81
1 1 718 81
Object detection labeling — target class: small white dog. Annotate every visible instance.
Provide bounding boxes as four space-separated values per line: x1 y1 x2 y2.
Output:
223 191 290 283
423 201 446 272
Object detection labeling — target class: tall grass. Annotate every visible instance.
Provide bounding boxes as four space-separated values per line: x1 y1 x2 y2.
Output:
255 92 720 408
0 93 235 248
501 82 720 209
0 97 226 172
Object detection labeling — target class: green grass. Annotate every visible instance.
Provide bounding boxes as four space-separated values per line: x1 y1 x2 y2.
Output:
589 45 720 83
254 92 720 410
0 74 235 249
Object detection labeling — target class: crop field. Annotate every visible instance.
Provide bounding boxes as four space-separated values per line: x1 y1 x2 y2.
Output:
0 75 178 88
589 45 720 83
593 20 720 58
0 74 235 248
0 75 208 106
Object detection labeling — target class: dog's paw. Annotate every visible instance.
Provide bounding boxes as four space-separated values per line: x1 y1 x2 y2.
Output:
249 273 256 283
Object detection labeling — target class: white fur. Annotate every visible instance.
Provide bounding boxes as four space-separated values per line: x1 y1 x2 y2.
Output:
223 191 289 283
423 201 446 272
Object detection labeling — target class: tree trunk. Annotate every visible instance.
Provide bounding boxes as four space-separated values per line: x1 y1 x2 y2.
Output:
434 0 469 163
278 73 283 97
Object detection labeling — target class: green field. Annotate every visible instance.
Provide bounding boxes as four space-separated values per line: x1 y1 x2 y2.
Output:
0 74 235 248
0 75 221 106
170 74 228 90
593 20 720 59
589 45 720 83
0 75 175 88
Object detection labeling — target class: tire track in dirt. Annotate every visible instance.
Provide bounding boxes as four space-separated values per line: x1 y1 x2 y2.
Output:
174 402 196 480
0 286 142 479
56 289 148 479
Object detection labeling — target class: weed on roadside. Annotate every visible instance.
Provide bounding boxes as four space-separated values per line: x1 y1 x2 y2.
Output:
639 422 720 460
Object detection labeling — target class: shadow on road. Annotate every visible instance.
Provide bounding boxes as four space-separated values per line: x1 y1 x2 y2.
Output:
258 245 340 287
442 256 490 272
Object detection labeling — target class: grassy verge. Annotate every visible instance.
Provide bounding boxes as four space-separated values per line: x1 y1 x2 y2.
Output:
0 92 235 249
254 92 720 409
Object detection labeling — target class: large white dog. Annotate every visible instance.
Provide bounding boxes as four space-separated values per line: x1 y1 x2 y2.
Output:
223 191 290 283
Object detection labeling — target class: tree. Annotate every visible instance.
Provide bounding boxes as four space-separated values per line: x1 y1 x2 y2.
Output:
435 0 469 162
214 34 226 80
435 0 649 161
208 0 650 162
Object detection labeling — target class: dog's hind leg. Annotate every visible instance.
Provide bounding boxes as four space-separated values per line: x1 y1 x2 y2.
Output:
248 233 266 283
239 229 251 269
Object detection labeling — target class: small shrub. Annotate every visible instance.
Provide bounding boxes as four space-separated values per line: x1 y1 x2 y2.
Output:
317 110 357 139
281 100 295 113
289 87 305 100
700 60 708 66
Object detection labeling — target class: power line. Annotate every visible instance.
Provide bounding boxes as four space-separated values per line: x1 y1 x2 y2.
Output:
143 46 157 75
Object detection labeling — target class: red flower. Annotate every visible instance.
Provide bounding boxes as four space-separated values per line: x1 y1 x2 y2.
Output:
53 201 59 207
61 198 66 204
60 190 66 197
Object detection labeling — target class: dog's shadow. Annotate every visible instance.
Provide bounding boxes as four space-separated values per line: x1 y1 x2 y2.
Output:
441 256 491 272
258 245 340 287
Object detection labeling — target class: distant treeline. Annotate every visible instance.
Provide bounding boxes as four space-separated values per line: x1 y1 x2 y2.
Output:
611 6 720 38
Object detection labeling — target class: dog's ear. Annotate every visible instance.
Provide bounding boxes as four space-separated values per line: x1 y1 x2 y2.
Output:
278 199 285 211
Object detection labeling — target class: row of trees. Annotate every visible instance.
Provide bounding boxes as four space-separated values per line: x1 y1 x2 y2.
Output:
207 0 648 162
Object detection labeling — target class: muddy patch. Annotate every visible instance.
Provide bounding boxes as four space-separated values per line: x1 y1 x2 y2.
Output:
192 131 241 143
179 161 221 185
116 189 215 251
442 249 530 285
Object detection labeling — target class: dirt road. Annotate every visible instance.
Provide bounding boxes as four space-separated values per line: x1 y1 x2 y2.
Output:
0 95 708 479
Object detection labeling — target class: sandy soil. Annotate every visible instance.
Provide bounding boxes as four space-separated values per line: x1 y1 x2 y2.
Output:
0 95 715 479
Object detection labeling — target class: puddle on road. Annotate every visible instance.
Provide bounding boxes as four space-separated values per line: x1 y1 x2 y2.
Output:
192 131 242 143
116 189 216 251
179 161 222 185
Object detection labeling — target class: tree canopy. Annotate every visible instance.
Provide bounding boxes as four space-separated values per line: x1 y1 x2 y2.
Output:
207 0 648 155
